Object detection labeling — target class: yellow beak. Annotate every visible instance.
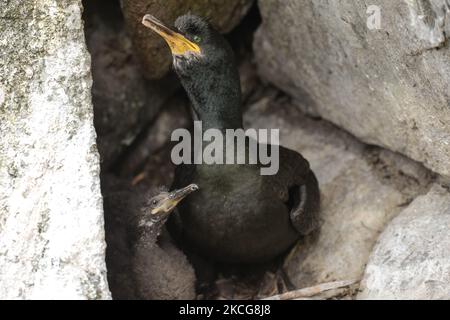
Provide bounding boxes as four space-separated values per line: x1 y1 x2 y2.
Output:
150 184 199 215
142 14 201 56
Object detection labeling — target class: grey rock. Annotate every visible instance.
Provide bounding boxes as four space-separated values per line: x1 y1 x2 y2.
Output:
358 184 450 299
0 0 110 299
84 1 178 169
244 95 432 288
117 93 191 178
254 0 450 178
120 0 254 79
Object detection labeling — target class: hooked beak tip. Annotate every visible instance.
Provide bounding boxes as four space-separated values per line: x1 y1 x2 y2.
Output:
141 14 202 56
142 14 158 26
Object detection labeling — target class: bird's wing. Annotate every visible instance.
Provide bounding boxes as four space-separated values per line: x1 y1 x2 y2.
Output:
274 145 310 194
274 146 320 235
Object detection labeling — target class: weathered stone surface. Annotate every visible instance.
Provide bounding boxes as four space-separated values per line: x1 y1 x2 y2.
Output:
84 1 178 169
244 94 432 288
0 0 110 299
358 184 450 299
254 0 450 178
121 0 254 78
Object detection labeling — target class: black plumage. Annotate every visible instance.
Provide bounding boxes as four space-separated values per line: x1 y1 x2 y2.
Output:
143 14 320 264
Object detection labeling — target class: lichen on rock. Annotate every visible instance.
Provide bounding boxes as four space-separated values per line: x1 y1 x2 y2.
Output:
0 0 110 299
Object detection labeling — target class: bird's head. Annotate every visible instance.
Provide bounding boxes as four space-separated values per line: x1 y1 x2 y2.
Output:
142 13 242 129
142 13 233 77
140 184 199 226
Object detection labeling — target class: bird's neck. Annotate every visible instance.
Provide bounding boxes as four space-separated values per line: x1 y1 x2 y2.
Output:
191 99 243 132
137 219 165 245
182 63 243 131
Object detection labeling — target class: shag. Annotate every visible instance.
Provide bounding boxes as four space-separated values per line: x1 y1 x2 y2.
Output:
132 183 199 299
103 178 198 299
142 14 320 264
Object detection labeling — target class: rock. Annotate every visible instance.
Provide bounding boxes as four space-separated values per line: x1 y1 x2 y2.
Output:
358 184 450 299
0 0 110 299
244 95 432 288
120 0 254 79
254 0 450 178
83 1 178 170
117 93 191 178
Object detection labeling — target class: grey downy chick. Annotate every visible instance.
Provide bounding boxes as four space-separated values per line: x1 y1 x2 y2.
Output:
132 183 199 300
103 176 198 300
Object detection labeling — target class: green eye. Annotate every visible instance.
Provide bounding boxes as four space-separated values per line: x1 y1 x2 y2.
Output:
193 35 202 43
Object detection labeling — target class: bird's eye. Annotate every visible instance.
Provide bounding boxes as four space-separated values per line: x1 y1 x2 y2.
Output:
152 200 158 206
193 35 202 43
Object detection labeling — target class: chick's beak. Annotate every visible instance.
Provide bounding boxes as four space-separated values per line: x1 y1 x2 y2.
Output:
142 14 201 56
151 184 199 215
